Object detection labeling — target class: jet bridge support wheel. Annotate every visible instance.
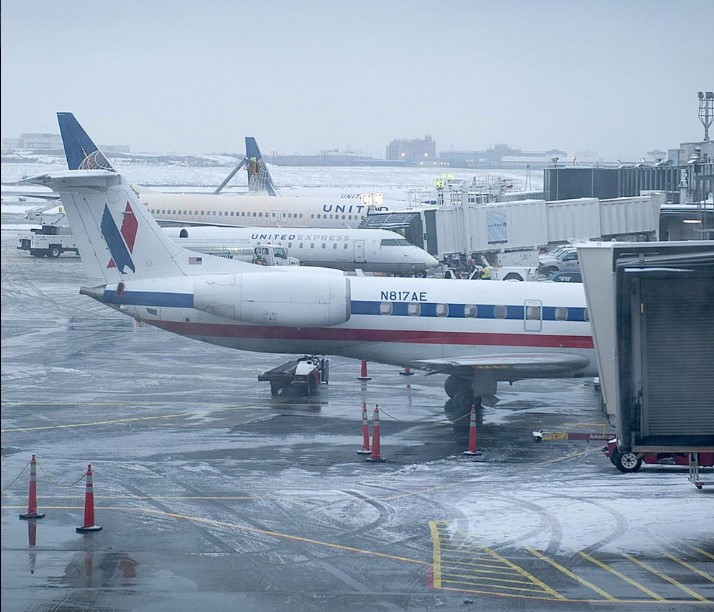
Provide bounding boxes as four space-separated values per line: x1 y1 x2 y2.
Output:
611 450 643 473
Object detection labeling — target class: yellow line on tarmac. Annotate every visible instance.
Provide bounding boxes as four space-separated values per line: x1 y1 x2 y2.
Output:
540 449 590 464
624 553 710 602
485 547 565 600
578 551 664 600
429 521 442 587
665 553 714 582
1 413 187 433
689 546 714 561
107 505 430 566
527 547 616 601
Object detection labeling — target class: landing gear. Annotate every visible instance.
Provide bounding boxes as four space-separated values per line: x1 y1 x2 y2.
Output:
444 375 471 399
444 375 482 428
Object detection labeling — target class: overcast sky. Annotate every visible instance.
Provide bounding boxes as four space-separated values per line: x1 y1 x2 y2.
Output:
2 0 712 160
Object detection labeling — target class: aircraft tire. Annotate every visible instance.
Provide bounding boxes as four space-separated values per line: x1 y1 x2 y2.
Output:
444 375 470 399
270 383 280 397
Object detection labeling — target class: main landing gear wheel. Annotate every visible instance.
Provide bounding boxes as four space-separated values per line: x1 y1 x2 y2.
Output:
444 375 471 399
611 450 643 473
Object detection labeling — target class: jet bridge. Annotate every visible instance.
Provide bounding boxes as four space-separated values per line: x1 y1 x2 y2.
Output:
578 241 714 485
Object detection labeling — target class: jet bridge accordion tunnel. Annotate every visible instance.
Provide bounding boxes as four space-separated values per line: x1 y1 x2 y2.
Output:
580 241 714 455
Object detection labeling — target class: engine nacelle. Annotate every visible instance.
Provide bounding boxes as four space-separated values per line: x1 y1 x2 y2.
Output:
193 272 351 327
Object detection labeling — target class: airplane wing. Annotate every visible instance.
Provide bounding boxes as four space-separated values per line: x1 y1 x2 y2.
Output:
16 193 62 201
413 353 591 380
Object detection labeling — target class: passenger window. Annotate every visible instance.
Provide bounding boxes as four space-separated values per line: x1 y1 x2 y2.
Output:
380 302 393 315
436 303 449 317
464 304 477 318
526 305 541 320
408 303 421 316
494 305 507 319
555 307 568 321
333 243 337 249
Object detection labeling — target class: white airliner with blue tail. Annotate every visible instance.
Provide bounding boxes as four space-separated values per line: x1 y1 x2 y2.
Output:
162 225 438 276
24 166 596 420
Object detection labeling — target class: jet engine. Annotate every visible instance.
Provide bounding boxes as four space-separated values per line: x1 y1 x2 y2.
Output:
193 272 351 327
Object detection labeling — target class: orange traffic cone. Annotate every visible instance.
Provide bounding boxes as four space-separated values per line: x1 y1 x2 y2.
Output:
76 465 102 533
463 406 483 457
357 359 371 381
357 403 371 454
366 405 386 462
19 454 45 520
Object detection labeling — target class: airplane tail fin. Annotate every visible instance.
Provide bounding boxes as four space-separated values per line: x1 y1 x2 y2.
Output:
21 170 240 285
245 137 278 196
57 112 115 171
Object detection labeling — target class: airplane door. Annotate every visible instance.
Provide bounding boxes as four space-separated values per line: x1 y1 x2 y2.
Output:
270 210 278 224
354 240 365 263
523 299 542 332
280 211 289 225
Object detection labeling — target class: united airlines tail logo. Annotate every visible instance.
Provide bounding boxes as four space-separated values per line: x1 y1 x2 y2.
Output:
101 202 137 273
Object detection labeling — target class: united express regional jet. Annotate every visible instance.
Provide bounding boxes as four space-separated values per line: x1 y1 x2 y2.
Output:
162 226 439 276
23 165 596 419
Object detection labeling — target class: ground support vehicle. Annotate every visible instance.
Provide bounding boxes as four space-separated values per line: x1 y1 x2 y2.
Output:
18 225 79 258
258 356 329 397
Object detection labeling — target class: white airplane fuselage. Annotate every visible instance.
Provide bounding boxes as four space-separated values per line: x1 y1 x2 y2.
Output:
98 273 596 377
142 192 389 230
161 226 439 275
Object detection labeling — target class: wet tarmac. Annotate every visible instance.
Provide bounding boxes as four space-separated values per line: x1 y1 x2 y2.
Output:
2 216 713 611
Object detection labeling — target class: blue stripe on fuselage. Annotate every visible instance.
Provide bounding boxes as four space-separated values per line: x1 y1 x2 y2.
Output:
103 292 587 323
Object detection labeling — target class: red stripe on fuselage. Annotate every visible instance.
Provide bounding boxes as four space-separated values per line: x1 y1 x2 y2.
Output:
152 321 594 349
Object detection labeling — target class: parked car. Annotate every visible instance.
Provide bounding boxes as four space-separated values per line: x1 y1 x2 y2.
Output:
538 248 580 276
547 270 582 282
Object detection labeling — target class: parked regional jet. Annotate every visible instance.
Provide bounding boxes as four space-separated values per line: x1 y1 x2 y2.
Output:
58 113 392 230
162 226 439 276
23 166 596 419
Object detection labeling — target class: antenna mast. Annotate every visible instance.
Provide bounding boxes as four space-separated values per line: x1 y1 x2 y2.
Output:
698 91 714 142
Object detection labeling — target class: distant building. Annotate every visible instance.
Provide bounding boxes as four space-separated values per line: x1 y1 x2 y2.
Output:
439 143 568 169
2 132 129 153
386 135 437 165
19 132 63 150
